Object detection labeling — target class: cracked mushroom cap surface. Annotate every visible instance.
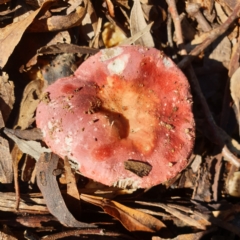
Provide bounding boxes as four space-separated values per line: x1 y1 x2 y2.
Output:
36 45 195 189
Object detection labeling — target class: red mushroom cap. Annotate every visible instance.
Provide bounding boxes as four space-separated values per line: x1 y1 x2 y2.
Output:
36 46 195 188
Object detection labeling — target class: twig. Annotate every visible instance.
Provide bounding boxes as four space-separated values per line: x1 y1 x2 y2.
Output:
166 0 185 55
178 2 240 69
186 3 212 32
167 12 173 48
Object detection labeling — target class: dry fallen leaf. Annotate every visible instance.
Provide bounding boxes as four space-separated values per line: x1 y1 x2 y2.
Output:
16 79 47 130
27 4 87 32
3 128 51 161
36 153 96 228
0 0 55 68
81 194 166 232
120 22 153 46
3 128 42 141
0 72 15 123
130 0 154 47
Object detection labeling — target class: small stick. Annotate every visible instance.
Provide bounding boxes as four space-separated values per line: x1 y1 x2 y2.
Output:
166 0 185 55
186 3 212 32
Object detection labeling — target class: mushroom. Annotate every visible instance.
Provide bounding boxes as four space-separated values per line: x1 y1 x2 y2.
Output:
36 46 195 189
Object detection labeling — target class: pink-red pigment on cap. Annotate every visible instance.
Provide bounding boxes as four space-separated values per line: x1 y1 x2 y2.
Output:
36 45 195 188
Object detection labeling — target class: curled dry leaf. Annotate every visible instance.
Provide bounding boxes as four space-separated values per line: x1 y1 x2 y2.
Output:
0 72 14 123
130 0 154 47
36 153 96 228
0 0 55 68
16 79 47 130
27 4 87 32
80 194 166 232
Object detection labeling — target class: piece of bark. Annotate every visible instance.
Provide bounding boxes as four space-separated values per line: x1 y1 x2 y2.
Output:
36 152 96 228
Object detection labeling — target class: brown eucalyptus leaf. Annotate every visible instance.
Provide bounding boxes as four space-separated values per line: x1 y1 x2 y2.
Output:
17 79 47 130
0 72 15 123
81 194 166 232
130 0 154 47
4 128 51 161
0 0 55 68
4 128 43 141
28 4 87 32
36 153 96 228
